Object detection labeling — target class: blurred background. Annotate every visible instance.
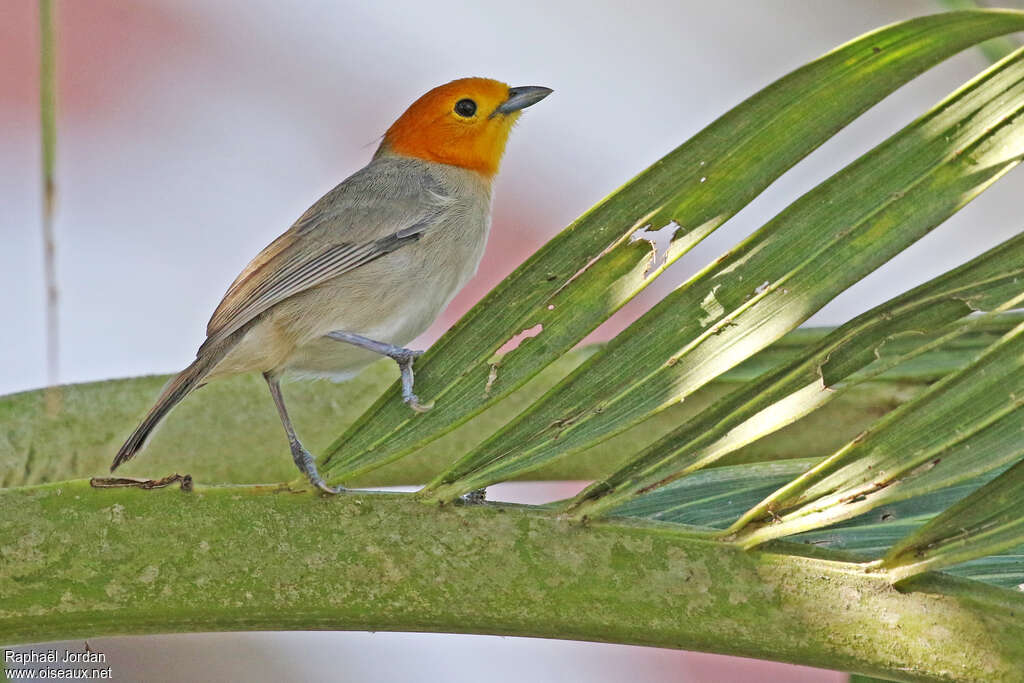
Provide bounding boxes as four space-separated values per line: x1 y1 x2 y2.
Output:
2 0 1021 680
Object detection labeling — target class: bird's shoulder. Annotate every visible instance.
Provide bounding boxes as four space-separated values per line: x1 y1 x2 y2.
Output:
296 157 460 234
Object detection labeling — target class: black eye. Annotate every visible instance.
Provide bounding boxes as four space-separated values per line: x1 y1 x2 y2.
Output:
454 98 477 117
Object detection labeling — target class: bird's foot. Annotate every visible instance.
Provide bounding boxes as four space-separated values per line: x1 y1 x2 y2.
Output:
392 349 435 413
405 393 435 413
290 442 344 495
460 488 487 504
325 332 435 414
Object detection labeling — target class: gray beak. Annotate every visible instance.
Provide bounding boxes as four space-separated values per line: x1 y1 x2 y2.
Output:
493 86 553 116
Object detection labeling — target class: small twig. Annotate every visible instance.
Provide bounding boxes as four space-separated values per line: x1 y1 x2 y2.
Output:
90 473 194 492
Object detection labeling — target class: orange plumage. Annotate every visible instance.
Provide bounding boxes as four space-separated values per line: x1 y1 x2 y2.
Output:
381 78 519 177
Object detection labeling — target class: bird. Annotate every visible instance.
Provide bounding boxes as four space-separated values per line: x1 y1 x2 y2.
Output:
110 77 552 493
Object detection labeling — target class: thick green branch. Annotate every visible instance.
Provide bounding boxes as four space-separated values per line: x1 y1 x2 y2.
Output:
2 480 1022 682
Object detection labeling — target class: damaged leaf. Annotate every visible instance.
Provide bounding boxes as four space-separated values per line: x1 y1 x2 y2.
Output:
562 233 1024 520
728 320 1024 548
321 11 1024 483
880 457 1024 584
422 44 1024 502
604 457 1024 590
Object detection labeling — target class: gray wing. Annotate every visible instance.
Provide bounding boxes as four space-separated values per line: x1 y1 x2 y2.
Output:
201 159 453 351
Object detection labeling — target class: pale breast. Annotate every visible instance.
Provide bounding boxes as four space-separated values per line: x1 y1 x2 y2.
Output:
276 160 493 379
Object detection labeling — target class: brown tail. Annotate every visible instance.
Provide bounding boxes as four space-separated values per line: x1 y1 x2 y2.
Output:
111 355 214 471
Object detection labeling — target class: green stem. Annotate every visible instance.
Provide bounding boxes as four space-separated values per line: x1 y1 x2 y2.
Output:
2 480 1022 682
38 0 60 416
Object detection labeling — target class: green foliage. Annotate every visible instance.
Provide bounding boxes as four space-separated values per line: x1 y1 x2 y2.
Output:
729 320 1024 553
882 456 1024 582
567 237 1024 520
322 10 1024 484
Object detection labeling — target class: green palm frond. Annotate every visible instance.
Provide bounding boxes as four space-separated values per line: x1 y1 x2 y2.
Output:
565 235 1024 521
320 9 1024 483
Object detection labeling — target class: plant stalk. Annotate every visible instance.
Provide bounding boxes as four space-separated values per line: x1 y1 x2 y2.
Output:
2 480 1022 682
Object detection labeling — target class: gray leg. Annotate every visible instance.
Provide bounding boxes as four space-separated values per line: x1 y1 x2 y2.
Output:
326 331 434 413
264 372 343 494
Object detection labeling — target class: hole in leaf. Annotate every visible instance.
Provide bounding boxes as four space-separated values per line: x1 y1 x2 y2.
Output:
495 324 544 356
629 222 680 277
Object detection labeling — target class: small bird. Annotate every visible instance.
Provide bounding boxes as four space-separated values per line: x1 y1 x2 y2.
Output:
111 77 551 493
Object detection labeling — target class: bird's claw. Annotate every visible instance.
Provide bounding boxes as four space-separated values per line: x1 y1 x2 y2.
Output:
404 395 435 413
290 442 344 495
393 347 433 413
391 349 422 364
314 479 345 495
461 488 487 504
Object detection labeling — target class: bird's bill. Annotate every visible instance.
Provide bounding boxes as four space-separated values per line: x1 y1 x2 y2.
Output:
493 86 553 116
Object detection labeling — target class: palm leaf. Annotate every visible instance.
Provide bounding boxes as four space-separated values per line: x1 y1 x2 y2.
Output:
321 10 1024 484
422 33 1024 502
728 318 1024 547
564 232 1024 520
2 330 950 487
881 457 1024 583
606 458 1024 590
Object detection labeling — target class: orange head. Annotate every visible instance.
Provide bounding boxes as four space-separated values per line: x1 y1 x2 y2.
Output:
379 77 552 178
